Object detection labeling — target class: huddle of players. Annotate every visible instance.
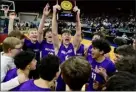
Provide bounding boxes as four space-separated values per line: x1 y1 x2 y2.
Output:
1 3 136 91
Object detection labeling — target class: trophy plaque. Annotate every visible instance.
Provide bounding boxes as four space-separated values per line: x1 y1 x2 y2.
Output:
57 0 76 22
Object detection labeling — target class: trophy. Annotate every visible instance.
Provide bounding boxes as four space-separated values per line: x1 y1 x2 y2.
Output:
57 0 76 22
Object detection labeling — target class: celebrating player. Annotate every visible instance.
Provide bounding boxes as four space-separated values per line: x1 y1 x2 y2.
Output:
37 3 55 58
52 4 81 91
17 55 60 91
5 51 36 91
86 39 116 91
52 4 81 63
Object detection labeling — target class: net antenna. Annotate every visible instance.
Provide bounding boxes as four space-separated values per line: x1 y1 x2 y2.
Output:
0 0 15 11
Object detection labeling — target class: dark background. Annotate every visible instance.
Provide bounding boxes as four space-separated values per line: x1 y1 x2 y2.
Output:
13 0 135 16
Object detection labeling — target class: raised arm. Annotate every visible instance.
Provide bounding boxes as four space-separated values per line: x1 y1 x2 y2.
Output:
3 8 15 34
8 12 16 34
4 7 9 18
37 3 50 43
52 5 61 50
72 6 82 50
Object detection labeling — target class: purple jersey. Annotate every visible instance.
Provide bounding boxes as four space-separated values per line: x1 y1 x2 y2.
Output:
56 75 66 91
57 43 75 63
76 44 85 56
3 68 17 82
56 43 75 91
41 40 55 58
18 79 51 91
86 58 116 91
3 68 22 91
86 45 93 64
23 39 40 61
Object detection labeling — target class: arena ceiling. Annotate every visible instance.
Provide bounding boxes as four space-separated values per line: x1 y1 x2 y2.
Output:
2 0 136 15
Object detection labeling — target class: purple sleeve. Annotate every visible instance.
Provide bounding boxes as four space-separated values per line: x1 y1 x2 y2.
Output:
107 62 116 76
56 75 66 91
22 39 29 51
24 38 28 44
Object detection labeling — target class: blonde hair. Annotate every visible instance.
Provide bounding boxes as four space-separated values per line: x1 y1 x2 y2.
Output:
2 37 21 53
28 28 37 34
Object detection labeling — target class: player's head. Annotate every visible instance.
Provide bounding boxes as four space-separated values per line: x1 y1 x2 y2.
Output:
61 29 72 45
114 45 135 63
28 28 38 42
91 39 111 59
115 55 136 75
14 51 36 70
2 37 22 57
60 56 91 91
92 31 105 41
105 71 136 91
43 28 52 43
8 30 25 42
38 55 60 81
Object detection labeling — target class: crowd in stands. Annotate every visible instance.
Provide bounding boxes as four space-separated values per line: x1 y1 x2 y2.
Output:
0 2 136 91
1 9 136 37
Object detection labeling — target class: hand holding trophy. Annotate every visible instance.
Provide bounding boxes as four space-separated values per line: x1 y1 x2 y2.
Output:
57 0 76 22
73 6 80 15
53 4 61 13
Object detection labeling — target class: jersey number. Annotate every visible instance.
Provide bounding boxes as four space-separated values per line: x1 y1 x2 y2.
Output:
65 55 69 60
92 72 96 80
48 52 54 55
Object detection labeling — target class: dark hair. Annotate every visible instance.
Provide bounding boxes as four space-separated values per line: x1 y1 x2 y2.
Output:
14 51 35 70
60 56 91 91
92 39 111 54
93 31 105 39
38 55 60 81
115 45 135 56
115 55 136 75
113 37 127 46
43 28 52 38
61 29 72 35
106 71 136 91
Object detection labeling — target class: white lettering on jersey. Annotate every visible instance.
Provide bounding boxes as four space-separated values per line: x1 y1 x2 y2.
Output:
45 48 54 52
61 49 73 55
